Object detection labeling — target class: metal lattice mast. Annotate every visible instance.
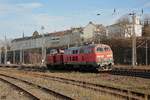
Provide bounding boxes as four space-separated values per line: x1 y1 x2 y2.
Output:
129 13 137 67
146 39 148 66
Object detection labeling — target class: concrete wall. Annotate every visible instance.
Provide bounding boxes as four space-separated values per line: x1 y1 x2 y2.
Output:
11 30 82 51
82 23 96 39
11 37 43 50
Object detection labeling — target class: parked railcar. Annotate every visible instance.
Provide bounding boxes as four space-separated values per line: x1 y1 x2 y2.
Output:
46 49 64 69
46 44 114 71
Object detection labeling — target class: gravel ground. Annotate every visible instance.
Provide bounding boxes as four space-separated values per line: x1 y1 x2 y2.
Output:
1 67 150 99
0 68 123 100
114 65 150 69
0 75 59 100
45 72 150 94
0 80 31 100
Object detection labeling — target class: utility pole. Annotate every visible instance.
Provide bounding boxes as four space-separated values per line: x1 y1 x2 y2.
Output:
20 48 22 64
22 49 24 64
13 50 15 64
146 39 148 66
4 35 7 64
19 33 24 64
0 48 1 64
22 32 25 64
41 26 46 65
129 13 137 67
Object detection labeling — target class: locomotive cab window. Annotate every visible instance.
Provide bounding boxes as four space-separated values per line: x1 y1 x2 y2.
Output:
104 47 110 51
96 47 104 52
72 50 78 54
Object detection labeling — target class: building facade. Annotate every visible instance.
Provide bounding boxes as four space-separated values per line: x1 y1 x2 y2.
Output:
82 21 107 42
107 16 142 38
8 22 107 64
11 29 82 51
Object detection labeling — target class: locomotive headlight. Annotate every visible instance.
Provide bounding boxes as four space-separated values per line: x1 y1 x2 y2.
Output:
107 54 112 57
97 55 104 61
97 55 104 58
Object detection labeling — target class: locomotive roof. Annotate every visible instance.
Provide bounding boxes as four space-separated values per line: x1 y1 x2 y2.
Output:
66 44 109 51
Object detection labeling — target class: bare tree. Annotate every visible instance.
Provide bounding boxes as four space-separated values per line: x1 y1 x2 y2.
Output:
0 38 12 64
115 15 132 37
94 24 107 43
143 14 150 25
142 14 150 37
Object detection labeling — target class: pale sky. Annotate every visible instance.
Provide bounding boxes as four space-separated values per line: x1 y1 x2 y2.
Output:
0 0 150 40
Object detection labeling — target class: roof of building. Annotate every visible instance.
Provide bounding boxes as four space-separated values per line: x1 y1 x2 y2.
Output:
11 26 85 43
85 21 104 29
11 29 73 43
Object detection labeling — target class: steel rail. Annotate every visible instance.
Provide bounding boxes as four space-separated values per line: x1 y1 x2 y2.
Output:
110 68 150 79
1 64 150 79
1 65 150 99
0 77 40 100
30 73 150 100
0 73 74 100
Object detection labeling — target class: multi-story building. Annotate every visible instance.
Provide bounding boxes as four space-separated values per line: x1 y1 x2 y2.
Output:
11 29 82 51
11 22 106 52
8 22 107 64
82 21 106 42
10 28 83 64
107 16 142 38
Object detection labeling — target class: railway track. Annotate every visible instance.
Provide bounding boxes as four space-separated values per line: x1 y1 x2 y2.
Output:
110 68 150 79
1 64 150 79
26 72 150 100
0 73 74 100
0 66 150 99
0 64 47 72
0 77 40 100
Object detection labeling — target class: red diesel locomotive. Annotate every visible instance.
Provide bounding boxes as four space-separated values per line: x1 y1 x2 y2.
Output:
46 44 114 71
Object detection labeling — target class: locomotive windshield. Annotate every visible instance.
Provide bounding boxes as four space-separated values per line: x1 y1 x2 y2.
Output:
104 47 111 51
96 47 104 52
79 47 93 54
